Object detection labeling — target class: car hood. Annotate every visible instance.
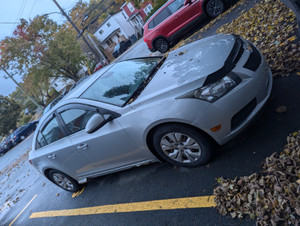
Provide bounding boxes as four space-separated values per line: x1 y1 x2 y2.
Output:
131 34 236 106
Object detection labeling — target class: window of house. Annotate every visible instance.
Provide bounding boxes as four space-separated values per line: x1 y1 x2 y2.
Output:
107 22 111 27
116 33 120 38
122 12 127 19
99 29 104 35
144 4 153 15
106 38 113 46
127 2 135 13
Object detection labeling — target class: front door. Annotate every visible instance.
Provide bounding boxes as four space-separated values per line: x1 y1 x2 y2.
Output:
58 105 147 176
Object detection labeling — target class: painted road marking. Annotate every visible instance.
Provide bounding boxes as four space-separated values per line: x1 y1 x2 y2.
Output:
10 194 37 226
72 186 85 198
30 195 216 218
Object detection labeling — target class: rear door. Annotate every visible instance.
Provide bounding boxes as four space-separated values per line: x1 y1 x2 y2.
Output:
35 115 90 177
152 7 172 38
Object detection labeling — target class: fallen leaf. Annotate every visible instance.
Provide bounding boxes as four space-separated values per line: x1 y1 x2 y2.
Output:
276 106 287 113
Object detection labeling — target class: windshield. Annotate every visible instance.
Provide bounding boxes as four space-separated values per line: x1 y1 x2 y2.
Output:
80 58 161 106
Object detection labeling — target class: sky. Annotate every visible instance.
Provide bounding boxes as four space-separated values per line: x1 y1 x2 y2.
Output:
0 0 80 96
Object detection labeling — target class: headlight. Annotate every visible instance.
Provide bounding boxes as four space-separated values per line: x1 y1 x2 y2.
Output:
179 74 241 103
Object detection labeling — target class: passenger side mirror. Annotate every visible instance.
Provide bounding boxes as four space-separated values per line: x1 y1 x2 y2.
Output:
85 113 112 134
184 0 191 5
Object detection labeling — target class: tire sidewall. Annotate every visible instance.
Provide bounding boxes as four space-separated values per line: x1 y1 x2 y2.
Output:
152 124 212 167
48 170 80 192
155 38 169 53
206 0 224 18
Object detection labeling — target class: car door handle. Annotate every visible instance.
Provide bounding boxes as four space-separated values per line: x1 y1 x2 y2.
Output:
48 154 56 160
77 143 88 151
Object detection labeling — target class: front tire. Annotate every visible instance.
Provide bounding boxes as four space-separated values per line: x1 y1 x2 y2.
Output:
48 170 81 192
152 124 212 167
154 38 169 53
205 0 224 18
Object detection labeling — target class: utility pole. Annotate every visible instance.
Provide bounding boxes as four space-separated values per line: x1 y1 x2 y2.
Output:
0 66 43 111
52 0 102 62
86 34 107 62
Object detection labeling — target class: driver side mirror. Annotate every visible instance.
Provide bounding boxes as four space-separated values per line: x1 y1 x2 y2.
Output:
85 113 112 134
184 0 191 5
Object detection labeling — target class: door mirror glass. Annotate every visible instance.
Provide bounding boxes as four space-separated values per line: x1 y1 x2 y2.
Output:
85 113 112 134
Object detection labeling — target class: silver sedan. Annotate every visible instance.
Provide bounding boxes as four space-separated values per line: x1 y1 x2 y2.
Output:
29 34 272 192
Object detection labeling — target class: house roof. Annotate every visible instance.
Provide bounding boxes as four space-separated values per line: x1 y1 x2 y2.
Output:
101 28 120 44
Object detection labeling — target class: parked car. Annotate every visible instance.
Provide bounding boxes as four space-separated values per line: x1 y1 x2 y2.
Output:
143 0 228 53
112 39 132 58
43 96 65 115
3 134 14 152
93 60 109 73
0 142 7 156
29 34 272 192
11 121 39 145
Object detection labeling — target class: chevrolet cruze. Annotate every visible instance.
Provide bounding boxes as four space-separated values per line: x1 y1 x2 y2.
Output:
29 34 272 192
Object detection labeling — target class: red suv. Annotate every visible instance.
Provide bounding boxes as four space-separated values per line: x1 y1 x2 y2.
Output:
143 0 226 53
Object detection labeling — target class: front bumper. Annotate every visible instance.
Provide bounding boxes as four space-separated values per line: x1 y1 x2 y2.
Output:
193 42 273 145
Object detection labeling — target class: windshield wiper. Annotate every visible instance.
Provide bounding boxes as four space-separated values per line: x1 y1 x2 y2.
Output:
124 57 167 106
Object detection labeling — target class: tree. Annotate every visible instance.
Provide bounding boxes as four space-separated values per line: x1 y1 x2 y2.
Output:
0 15 88 106
9 87 37 112
0 96 21 136
41 27 86 82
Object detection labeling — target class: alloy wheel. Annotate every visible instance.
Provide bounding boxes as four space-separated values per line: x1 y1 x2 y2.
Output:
52 173 74 191
155 39 169 53
206 0 224 17
160 132 202 164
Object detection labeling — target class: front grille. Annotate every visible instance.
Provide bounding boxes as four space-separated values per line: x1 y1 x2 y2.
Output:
243 43 261 71
231 98 257 131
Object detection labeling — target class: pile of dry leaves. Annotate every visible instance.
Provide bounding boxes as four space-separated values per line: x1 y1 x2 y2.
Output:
214 131 300 225
217 0 300 77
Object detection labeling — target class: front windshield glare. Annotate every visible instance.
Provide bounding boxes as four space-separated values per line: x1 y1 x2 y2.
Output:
80 58 161 106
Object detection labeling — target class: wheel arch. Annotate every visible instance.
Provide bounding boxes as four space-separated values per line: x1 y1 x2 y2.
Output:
145 122 217 162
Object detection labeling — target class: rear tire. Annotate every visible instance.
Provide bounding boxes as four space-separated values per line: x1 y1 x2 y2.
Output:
152 124 212 167
48 170 81 192
154 38 169 53
205 0 224 18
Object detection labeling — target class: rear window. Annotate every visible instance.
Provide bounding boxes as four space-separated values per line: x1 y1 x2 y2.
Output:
148 20 155 29
36 117 64 149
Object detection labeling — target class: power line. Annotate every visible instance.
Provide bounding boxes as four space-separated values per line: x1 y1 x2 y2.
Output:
0 22 19 24
12 0 28 34
27 0 37 19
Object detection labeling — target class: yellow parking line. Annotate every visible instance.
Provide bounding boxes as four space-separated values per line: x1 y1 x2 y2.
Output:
30 195 216 218
10 194 37 226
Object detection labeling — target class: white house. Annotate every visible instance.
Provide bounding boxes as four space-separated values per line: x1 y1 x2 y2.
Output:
93 12 135 53
50 77 74 93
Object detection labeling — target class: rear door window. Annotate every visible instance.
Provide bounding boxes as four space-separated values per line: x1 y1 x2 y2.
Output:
168 0 185 14
152 7 171 27
36 117 64 148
